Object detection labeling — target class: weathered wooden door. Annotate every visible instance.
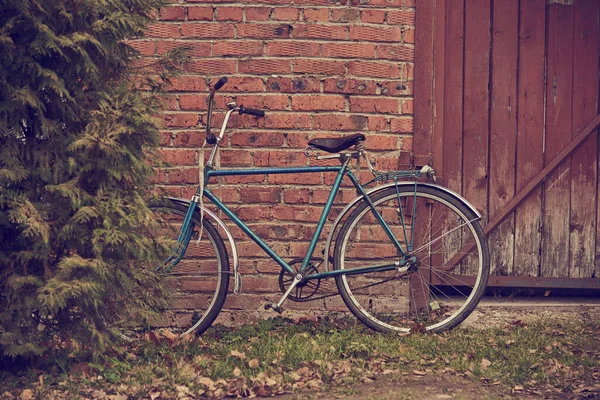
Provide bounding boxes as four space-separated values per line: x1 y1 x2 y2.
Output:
414 0 600 287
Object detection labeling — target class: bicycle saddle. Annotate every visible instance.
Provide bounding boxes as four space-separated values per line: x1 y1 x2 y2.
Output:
308 133 365 153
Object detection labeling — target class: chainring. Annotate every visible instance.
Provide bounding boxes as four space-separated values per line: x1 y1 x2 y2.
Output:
278 258 322 302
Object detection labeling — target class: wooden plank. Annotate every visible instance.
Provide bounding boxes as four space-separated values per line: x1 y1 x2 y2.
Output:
413 0 436 167
541 3 574 278
463 0 491 221
432 0 446 175
432 275 600 289
488 0 519 276
442 0 465 194
570 0 599 278
513 0 546 277
442 113 600 272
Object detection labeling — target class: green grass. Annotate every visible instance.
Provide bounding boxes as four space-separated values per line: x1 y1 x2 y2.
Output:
1 316 599 399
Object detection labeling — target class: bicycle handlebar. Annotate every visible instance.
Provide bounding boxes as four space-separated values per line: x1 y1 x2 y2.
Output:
206 76 266 145
239 106 265 117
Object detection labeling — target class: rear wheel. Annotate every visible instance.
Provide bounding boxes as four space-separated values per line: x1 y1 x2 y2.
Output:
333 186 489 333
120 200 230 338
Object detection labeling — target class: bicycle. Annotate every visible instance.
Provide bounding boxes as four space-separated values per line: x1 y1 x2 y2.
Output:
147 76 490 337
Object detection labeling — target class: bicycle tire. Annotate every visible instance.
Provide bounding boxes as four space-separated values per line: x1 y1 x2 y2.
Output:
127 200 230 337
333 185 489 333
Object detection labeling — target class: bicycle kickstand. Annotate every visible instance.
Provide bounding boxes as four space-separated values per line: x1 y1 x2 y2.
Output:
265 274 303 314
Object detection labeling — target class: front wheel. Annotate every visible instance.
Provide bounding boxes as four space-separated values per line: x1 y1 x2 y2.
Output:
333 185 489 333
118 200 230 338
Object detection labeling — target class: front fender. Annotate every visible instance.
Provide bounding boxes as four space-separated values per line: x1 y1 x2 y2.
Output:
165 197 241 295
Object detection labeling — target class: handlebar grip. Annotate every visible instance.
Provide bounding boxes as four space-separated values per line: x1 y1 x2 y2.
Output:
239 106 265 117
213 77 228 91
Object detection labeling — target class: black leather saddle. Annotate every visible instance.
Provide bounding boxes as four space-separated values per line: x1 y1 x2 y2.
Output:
308 133 365 153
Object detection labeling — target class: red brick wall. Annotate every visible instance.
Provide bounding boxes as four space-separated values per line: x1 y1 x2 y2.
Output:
139 0 415 321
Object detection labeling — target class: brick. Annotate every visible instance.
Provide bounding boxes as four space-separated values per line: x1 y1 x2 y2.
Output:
360 9 386 24
246 7 272 21
367 115 389 131
146 23 180 38
403 27 415 44
129 41 155 56
253 150 306 167
349 97 398 114
293 59 345 75
240 187 282 203
403 0 415 5
237 23 292 39
330 9 359 23
159 149 197 165
236 94 289 110
284 131 311 148
390 117 413 133
351 0 401 6
379 80 413 96
313 114 368 131
273 7 299 21
222 175 265 184
267 77 321 93
321 43 375 58
216 7 243 21
181 23 234 38
377 45 414 61
363 134 398 150
323 78 377 95
168 168 199 184
172 131 205 147
212 41 263 56
225 76 265 92
296 0 347 5
269 172 322 184
167 76 208 92
179 94 207 111
232 206 271 221
163 95 179 110
348 61 399 78
258 113 312 129
231 131 285 147
157 41 210 57
401 98 413 114
183 59 236 74
283 189 310 203
388 10 415 25
302 8 329 22
239 59 292 74
291 95 346 111
162 113 200 128
349 26 401 42
272 206 321 222
294 24 346 40
220 150 253 166
399 62 414 80
187 6 213 21
159 6 185 21
266 41 320 57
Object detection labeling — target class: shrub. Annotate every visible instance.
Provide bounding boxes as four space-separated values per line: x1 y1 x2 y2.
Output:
0 0 173 359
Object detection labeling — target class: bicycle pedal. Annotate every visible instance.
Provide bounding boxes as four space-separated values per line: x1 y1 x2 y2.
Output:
264 303 284 314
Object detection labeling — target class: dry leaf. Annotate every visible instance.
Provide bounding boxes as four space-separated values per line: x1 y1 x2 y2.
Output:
20 390 34 400
480 358 492 370
412 370 427 376
248 358 259 368
233 367 242 377
230 350 246 360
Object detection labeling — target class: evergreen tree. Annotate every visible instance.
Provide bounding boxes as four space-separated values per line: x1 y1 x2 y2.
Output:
0 0 173 359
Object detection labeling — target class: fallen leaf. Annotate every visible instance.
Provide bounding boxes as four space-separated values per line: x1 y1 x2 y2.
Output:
480 358 492 370
233 367 242 377
230 350 246 360
248 358 259 368
513 385 524 391
412 370 427 376
20 389 34 400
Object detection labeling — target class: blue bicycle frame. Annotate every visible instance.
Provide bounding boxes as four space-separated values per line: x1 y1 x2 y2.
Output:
166 156 422 283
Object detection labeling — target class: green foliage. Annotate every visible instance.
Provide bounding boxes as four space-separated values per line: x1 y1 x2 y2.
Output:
0 0 174 359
